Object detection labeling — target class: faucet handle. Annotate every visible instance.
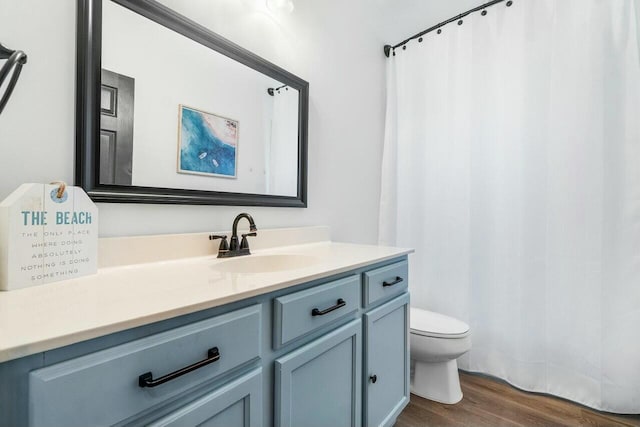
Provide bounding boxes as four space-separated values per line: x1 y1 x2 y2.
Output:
240 232 257 250
209 235 229 252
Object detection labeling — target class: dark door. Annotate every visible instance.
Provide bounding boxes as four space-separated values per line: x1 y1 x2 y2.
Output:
100 69 134 185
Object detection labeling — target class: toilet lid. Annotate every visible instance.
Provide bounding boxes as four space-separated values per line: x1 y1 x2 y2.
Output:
410 307 470 338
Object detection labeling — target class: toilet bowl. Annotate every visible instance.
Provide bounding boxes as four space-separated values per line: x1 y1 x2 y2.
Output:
410 307 471 404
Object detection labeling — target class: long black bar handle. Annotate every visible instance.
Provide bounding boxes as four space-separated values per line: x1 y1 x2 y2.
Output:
312 298 346 316
383 276 404 287
138 347 220 388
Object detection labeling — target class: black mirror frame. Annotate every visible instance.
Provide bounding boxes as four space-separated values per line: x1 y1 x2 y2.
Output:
76 0 308 207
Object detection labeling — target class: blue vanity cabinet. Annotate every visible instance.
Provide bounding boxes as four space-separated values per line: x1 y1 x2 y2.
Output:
363 293 410 427
0 256 410 427
146 368 263 427
274 320 362 427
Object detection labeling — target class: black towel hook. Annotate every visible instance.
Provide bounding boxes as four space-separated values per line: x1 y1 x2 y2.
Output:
0 43 15 59
0 42 28 115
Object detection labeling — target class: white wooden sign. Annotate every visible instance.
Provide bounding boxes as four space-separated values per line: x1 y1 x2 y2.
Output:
0 183 98 291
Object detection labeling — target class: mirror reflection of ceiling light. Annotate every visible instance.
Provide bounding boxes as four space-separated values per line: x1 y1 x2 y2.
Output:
266 0 294 13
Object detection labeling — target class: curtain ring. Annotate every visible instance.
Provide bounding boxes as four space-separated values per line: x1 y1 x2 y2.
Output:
50 181 67 199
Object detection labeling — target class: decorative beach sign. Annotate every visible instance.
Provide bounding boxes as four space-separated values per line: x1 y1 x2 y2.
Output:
0 183 98 291
178 105 238 178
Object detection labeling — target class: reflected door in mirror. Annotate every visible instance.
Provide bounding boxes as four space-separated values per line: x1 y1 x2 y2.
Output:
99 69 134 185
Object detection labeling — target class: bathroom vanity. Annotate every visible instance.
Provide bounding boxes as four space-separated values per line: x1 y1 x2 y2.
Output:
0 228 411 427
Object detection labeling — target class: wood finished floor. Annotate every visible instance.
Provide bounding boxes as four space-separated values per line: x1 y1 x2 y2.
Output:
395 372 640 427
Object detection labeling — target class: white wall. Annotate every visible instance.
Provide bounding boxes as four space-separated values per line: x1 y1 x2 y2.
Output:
0 0 481 243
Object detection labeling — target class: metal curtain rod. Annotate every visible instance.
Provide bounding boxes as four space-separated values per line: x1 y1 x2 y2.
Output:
384 0 512 57
267 84 289 96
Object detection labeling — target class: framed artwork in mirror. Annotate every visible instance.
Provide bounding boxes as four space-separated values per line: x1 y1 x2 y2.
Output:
178 105 238 179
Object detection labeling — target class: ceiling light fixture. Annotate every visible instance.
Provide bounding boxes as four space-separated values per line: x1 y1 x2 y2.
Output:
266 0 294 13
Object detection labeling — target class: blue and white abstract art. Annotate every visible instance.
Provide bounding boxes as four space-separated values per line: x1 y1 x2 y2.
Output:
178 105 238 178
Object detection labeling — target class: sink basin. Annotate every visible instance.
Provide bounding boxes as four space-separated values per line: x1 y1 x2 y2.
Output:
212 254 318 274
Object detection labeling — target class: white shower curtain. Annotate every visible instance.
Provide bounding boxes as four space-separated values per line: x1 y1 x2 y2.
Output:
379 0 640 414
267 88 299 196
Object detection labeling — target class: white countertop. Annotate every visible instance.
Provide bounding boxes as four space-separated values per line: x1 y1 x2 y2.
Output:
0 240 411 363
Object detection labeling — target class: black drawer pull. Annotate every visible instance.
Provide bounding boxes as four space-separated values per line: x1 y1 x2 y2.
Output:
370 374 378 383
382 276 404 287
312 298 346 316
138 347 220 388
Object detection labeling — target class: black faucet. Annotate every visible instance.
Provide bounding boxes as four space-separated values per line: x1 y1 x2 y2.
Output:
210 213 257 258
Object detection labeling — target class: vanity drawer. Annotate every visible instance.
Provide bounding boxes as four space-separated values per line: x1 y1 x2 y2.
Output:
273 275 360 348
146 367 263 427
363 260 408 307
29 304 261 427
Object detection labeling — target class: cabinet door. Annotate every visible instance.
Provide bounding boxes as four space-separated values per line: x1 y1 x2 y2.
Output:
147 368 262 427
275 320 361 427
364 293 410 427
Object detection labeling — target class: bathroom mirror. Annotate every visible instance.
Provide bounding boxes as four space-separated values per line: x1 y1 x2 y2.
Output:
76 0 308 206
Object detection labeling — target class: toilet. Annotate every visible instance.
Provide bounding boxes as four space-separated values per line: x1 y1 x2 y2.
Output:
410 307 471 404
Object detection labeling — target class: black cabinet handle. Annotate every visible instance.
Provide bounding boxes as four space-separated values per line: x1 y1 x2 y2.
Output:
138 347 220 388
382 276 404 287
370 374 378 383
312 298 346 316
